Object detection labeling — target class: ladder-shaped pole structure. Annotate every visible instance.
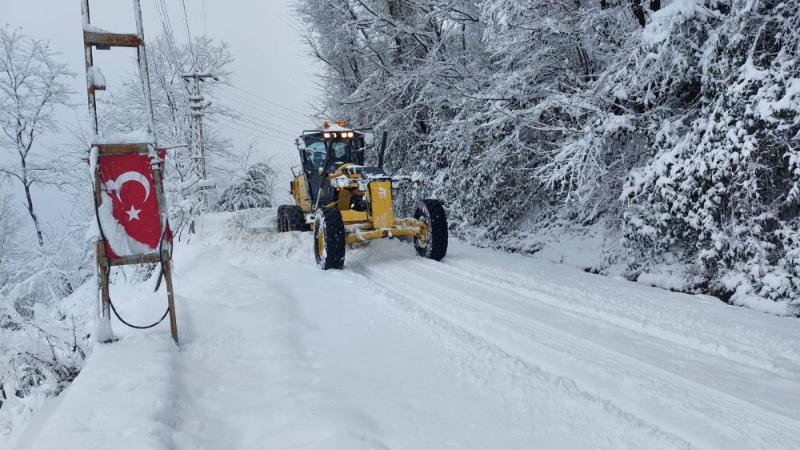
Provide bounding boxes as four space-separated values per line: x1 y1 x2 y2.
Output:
82 0 179 344
181 72 217 213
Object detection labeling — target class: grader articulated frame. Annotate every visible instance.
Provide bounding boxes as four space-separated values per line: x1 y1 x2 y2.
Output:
277 122 448 269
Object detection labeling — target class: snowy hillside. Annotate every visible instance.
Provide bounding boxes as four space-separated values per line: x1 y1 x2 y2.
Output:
8 210 800 450
295 0 800 312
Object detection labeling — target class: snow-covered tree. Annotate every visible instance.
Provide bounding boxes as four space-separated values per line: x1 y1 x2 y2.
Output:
622 0 800 314
0 26 74 246
296 0 800 313
216 162 275 212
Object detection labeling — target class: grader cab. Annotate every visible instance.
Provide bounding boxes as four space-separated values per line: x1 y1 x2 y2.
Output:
277 121 448 269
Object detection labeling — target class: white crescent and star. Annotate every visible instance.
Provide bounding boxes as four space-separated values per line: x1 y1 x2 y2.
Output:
106 171 151 221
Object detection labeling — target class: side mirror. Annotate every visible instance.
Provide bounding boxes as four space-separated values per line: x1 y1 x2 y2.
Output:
364 132 375 146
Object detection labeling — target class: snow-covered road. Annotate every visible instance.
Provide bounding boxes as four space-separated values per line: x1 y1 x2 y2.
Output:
13 212 800 450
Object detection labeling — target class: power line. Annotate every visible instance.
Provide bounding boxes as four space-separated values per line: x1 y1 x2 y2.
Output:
217 117 293 142
201 0 208 36
221 105 302 136
214 86 311 124
153 0 183 73
212 116 294 143
178 0 196 67
216 84 311 121
209 91 309 128
213 120 285 144
227 112 296 138
212 121 292 148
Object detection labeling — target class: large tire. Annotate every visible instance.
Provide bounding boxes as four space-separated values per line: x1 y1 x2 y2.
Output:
286 205 309 231
276 205 289 232
414 199 448 261
314 208 346 270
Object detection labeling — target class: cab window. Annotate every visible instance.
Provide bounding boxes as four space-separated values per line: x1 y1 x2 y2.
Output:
305 140 326 169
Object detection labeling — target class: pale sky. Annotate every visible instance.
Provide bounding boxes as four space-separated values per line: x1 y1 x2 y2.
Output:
0 0 317 231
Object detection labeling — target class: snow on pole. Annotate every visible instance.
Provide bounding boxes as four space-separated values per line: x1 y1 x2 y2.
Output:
87 66 106 90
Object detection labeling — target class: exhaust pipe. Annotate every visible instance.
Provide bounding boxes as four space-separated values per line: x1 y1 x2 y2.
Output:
378 131 388 170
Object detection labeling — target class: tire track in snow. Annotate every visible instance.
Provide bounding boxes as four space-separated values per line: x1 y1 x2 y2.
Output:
421 256 800 402
348 261 699 450
350 255 800 450
418 261 800 447
446 252 800 379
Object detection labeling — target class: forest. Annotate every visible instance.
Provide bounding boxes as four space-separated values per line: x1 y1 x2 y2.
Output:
295 0 800 315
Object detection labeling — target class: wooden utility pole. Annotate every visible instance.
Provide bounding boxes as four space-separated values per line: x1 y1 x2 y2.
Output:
82 0 179 345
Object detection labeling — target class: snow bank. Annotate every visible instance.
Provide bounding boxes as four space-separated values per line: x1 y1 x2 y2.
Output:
14 333 177 450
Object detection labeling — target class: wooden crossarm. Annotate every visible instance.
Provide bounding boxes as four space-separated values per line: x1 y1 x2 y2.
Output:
84 31 142 49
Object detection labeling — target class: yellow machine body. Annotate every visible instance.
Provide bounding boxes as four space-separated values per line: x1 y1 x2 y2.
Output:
290 163 427 246
290 175 312 212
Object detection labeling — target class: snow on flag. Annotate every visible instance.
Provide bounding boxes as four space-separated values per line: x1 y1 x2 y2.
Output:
97 152 166 259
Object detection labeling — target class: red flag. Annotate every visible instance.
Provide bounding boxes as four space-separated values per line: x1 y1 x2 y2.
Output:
97 152 166 259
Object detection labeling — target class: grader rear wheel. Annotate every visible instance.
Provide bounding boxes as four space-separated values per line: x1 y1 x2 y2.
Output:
285 205 308 231
276 205 289 232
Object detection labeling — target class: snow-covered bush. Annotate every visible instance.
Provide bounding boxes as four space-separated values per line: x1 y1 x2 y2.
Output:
622 0 800 314
216 162 275 212
0 209 93 441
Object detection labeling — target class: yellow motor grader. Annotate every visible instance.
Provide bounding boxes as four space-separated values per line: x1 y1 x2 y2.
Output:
277 121 448 269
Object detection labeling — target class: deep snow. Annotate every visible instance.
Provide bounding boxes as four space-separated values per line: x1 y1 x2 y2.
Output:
10 210 800 450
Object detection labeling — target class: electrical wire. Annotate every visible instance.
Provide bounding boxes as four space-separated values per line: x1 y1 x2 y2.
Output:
210 92 309 128
213 116 294 142
178 0 197 68
213 85 310 121
218 106 299 137
153 0 184 75
201 0 208 36
215 84 312 121
211 120 292 147
154 0 179 61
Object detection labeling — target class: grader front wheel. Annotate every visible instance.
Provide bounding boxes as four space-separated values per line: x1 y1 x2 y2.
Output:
314 207 346 270
414 199 448 261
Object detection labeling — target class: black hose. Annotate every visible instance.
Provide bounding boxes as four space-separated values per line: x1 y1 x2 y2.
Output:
92 158 172 330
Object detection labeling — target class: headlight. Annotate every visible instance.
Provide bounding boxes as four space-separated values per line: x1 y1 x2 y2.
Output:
323 132 331 139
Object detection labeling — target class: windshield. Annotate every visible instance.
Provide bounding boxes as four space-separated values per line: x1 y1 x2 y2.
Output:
302 136 365 171
330 141 350 166
305 139 327 170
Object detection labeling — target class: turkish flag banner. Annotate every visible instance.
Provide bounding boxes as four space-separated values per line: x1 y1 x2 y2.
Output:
97 152 166 259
